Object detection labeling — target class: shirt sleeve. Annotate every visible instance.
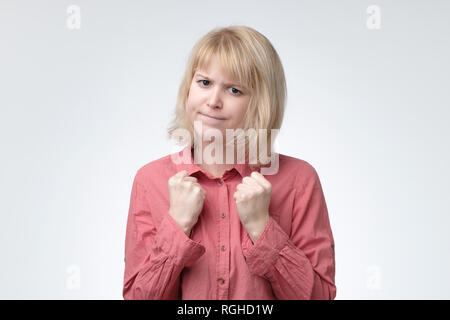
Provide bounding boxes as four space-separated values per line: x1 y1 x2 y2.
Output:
242 165 336 300
122 172 206 300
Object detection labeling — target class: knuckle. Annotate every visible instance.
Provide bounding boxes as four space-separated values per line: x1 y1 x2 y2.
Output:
182 180 191 187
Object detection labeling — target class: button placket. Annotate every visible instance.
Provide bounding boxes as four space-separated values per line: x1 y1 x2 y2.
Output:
216 178 230 299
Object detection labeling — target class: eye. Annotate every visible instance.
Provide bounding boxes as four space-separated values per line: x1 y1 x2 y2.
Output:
229 87 242 96
197 79 243 96
198 79 210 87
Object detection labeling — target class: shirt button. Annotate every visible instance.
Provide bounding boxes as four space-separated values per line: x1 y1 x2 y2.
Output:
217 180 223 186
221 245 226 251
221 212 226 219
217 278 225 285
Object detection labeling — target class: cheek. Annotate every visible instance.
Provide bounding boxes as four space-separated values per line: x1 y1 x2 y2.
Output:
232 100 250 124
185 99 194 114
186 84 204 108
186 88 198 114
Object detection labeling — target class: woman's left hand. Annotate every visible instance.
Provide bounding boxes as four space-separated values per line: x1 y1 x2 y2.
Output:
233 171 272 243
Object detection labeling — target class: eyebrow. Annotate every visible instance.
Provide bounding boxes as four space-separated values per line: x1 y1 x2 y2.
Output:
195 72 242 88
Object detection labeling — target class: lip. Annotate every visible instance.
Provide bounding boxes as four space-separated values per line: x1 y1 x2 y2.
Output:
199 113 226 120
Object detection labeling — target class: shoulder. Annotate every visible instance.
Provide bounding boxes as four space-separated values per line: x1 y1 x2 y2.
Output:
277 153 322 190
132 152 178 187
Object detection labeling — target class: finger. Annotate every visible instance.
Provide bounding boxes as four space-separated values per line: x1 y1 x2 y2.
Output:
183 176 197 182
192 182 205 190
182 180 202 190
195 185 206 196
236 183 249 191
169 171 187 186
242 176 261 188
194 184 206 195
242 177 265 195
250 171 271 190
175 170 189 181
234 189 248 202
177 170 188 176
235 187 250 197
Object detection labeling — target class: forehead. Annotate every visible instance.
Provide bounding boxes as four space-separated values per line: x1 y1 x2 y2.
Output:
195 56 236 80
194 53 252 91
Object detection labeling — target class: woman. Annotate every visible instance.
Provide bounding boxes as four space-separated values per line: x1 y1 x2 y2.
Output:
123 25 336 300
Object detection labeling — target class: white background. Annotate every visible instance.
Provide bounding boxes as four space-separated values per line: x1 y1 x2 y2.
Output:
1 0 449 299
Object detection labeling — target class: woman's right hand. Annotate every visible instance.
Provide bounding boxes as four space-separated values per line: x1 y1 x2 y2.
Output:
168 170 206 237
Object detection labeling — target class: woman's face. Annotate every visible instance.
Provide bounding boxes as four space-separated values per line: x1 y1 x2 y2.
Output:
186 56 250 141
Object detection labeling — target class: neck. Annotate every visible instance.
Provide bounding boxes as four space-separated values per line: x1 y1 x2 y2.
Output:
191 140 241 178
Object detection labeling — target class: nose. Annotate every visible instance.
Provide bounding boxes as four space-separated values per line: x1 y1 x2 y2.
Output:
206 87 222 109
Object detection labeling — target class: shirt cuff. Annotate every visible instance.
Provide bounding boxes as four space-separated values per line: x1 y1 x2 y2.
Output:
242 216 289 278
153 213 206 267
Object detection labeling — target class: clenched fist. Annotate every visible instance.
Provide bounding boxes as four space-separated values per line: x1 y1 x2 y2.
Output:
233 171 272 243
168 170 206 237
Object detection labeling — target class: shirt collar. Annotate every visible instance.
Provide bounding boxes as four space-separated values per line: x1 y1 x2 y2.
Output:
173 145 261 179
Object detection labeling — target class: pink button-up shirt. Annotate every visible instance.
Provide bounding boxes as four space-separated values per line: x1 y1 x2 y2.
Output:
123 145 336 300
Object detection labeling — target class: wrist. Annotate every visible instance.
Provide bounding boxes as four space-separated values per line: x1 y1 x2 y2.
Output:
169 213 193 237
178 222 192 237
183 227 192 237
244 215 269 241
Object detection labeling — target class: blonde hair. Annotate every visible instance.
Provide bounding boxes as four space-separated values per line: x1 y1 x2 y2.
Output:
166 25 287 167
